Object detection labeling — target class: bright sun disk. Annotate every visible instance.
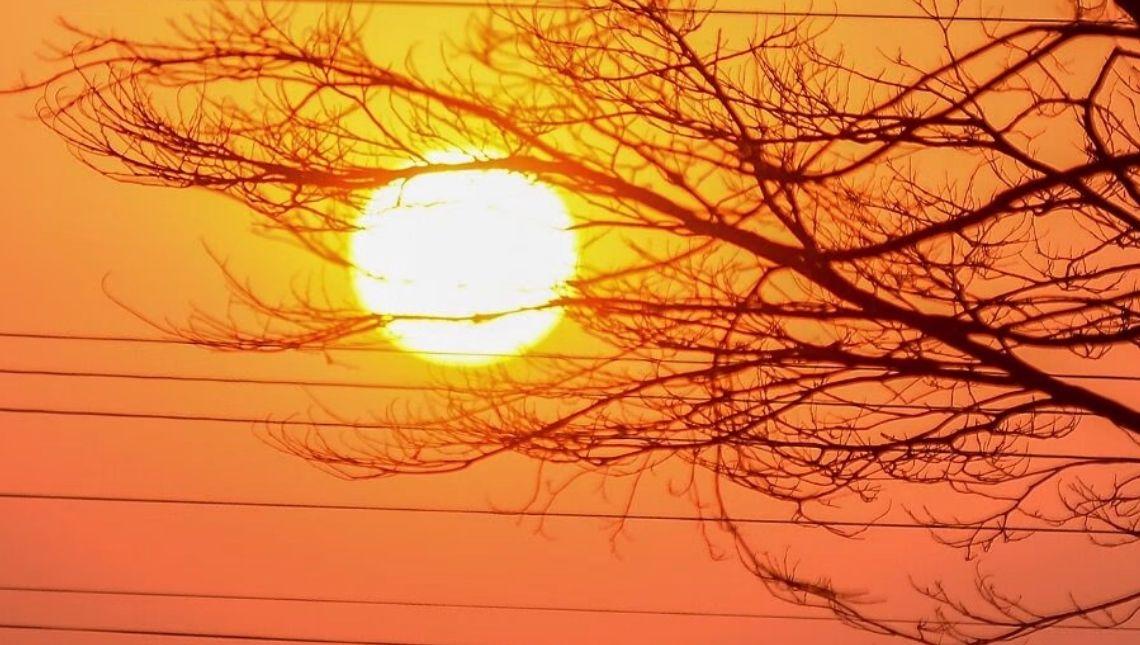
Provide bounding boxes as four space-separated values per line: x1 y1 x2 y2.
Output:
350 164 577 365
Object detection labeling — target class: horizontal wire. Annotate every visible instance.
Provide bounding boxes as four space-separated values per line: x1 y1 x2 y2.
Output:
0 365 1097 416
0 363 1083 414
0 366 431 393
3 330 1139 382
0 330 704 364
194 0 1129 25
1 403 1138 462
0 490 1126 536
3 585 1138 631
0 622 426 644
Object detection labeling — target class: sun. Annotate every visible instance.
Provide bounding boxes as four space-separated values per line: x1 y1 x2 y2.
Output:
350 163 577 365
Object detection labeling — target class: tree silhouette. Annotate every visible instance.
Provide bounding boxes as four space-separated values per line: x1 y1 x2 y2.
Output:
12 0 1140 641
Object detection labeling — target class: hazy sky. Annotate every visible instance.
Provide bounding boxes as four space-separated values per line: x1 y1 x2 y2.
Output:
1 1 1138 643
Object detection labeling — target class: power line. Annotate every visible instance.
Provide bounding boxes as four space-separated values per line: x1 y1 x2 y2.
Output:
2 491 1128 536
0 366 431 393
0 365 1101 416
2 403 1137 461
0 329 701 364
3 585 1137 631
4 329 1140 382
0 622 426 644
202 0 1129 26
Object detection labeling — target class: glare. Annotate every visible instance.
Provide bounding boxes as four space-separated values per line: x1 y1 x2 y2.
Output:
351 166 577 365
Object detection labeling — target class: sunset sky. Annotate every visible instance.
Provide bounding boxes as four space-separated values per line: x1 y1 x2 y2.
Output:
2 1 1140 643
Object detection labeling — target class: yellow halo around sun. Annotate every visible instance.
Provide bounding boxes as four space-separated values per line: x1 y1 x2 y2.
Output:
350 164 577 365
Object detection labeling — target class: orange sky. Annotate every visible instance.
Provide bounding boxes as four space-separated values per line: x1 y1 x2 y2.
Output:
2 1 1139 644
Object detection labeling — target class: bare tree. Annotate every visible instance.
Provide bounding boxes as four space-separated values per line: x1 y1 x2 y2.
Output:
11 0 1140 641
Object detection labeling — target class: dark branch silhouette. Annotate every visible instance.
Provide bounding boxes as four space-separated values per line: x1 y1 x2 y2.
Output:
10 0 1140 641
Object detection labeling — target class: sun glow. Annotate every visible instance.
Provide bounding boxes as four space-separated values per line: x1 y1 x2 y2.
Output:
350 164 577 365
